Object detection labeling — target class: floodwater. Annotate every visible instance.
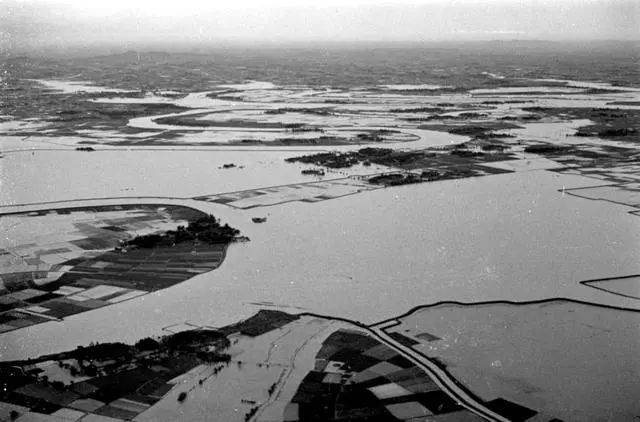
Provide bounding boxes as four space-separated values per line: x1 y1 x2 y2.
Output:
379 84 451 90
2 77 640 361
1 169 639 360
469 86 586 94
0 149 392 206
392 301 640 421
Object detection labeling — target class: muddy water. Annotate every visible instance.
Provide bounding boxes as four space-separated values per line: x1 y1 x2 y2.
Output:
1 169 639 360
0 149 398 206
3 78 639 361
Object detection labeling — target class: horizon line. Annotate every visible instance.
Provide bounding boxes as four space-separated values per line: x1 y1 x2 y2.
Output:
4 38 639 58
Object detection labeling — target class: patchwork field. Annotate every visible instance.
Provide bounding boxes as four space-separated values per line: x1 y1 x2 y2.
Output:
285 328 496 422
196 177 381 209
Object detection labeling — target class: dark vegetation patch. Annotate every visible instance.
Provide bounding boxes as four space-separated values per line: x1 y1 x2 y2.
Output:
323 330 382 353
264 107 335 116
606 101 640 106
301 169 325 176
382 87 468 96
418 122 522 135
286 147 447 169
368 173 423 186
481 143 509 151
523 144 573 154
262 136 349 146
444 123 521 135
403 111 492 122
220 309 300 337
390 106 445 113
582 88 630 95
286 151 362 168
354 129 398 142
576 127 637 137
481 99 533 105
122 214 240 248
284 144 517 184
366 167 498 186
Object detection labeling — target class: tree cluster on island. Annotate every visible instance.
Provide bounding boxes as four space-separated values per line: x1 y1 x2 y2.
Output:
390 106 445 113
301 169 325 176
285 147 424 169
523 144 573 154
264 107 334 116
122 215 240 249
575 127 636 137
368 173 423 186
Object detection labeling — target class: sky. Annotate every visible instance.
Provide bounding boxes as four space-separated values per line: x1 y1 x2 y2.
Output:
1 0 638 53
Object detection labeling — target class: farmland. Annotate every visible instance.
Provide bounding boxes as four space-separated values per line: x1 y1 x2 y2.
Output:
0 205 239 333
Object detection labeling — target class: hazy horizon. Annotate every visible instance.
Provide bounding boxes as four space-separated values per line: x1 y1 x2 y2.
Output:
1 0 638 55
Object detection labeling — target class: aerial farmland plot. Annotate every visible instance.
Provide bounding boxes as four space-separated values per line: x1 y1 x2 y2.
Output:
0 205 237 333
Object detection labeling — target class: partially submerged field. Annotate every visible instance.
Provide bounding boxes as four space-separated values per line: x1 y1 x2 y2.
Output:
5 298 635 422
384 300 640 421
0 307 537 422
0 205 239 333
0 310 301 422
